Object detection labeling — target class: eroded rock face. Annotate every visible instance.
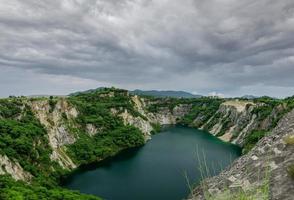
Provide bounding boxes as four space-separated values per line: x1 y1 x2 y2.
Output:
119 109 153 140
189 109 294 200
198 100 259 144
29 99 77 169
0 154 32 181
86 124 100 137
147 104 192 125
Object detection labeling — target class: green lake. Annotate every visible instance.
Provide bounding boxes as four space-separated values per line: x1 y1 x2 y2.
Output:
64 125 241 200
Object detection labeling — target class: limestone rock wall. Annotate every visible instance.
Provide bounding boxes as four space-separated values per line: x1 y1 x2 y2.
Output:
201 100 258 144
29 99 77 169
146 103 192 125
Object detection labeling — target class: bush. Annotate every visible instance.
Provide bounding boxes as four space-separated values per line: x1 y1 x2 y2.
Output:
49 96 57 113
0 175 101 200
151 123 161 134
284 135 294 145
287 164 294 179
243 130 268 154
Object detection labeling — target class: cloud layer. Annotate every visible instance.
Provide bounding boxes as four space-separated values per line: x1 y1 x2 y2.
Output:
1 0 294 97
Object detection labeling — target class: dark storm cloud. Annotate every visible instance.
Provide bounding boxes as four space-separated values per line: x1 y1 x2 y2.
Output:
1 0 294 97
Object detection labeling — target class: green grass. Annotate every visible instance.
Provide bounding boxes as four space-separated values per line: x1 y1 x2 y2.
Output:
287 164 294 179
284 135 294 145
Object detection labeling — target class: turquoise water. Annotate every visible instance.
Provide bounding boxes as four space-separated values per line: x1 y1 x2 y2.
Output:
64 126 241 200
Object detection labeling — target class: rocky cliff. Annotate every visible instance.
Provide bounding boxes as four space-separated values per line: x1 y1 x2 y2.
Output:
29 98 78 169
0 154 32 181
189 108 294 200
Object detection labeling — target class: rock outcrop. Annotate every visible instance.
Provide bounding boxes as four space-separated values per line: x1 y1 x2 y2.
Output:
29 99 77 169
196 100 258 144
147 104 192 125
0 155 32 181
119 109 153 140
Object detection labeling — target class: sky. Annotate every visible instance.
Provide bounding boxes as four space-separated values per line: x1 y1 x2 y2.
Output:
1 0 294 98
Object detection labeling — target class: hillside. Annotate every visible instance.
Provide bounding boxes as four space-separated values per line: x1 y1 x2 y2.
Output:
130 89 202 98
0 88 293 199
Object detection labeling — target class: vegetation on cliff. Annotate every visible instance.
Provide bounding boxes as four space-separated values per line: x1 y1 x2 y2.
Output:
180 98 224 127
1 89 294 199
0 98 64 184
0 90 145 199
241 96 294 153
67 88 145 165
0 98 100 199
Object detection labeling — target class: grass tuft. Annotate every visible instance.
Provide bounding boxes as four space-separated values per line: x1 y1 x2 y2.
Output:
283 135 294 145
287 164 294 179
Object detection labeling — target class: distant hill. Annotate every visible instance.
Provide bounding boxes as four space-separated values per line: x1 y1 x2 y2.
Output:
69 87 106 96
69 88 202 98
130 90 202 98
241 95 259 99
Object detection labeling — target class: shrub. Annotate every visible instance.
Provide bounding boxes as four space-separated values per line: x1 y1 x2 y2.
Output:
48 96 57 113
284 135 294 145
243 130 268 154
287 164 294 179
151 123 161 134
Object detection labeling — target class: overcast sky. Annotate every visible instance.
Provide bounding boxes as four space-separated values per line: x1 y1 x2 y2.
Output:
1 0 294 98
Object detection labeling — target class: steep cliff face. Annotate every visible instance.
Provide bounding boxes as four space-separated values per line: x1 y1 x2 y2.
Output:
190 109 294 200
146 104 192 125
116 95 192 139
119 109 153 140
184 99 290 147
29 99 77 169
197 100 258 144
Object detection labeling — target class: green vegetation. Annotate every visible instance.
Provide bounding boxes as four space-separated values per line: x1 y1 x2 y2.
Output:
252 96 294 129
0 89 147 199
180 98 224 127
287 164 294 179
2 89 294 199
0 98 23 118
0 98 102 199
49 96 57 113
67 88 145 165
284 135 294 145
238 96 294 154
151 123 162 134
0 99 66 187
0 175 100 200
67 125 144 165
242 130 268 154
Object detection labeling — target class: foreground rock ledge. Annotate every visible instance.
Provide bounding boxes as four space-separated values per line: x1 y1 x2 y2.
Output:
189 109 294 200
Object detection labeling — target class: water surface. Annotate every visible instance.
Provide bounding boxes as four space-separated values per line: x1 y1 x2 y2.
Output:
64 126 241 200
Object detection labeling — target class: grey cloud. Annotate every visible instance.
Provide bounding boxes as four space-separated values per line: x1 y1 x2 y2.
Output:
0 0 294 97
